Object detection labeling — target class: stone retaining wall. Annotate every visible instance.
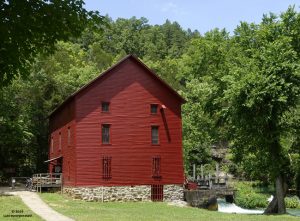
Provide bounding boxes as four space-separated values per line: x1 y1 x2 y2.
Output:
64 184 183 202
184 189 235 208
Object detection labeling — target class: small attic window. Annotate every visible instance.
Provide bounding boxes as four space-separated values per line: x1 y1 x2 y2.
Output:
102 102 110 112
150 104 158 114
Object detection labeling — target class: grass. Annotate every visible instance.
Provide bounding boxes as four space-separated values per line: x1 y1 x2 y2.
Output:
39 193 300 221
0 194 42 221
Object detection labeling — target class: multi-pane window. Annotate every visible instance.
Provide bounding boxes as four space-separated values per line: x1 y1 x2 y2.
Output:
152 156 161 178
151 126 159 144
102 102 110 112
150 104 158 114
102 124 110 144
68 127 71 146
102 156 112 179
51 137 54 153
59 132 62 150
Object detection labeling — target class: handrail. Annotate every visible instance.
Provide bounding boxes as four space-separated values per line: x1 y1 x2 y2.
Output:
32 173 63 193
32 173 62 176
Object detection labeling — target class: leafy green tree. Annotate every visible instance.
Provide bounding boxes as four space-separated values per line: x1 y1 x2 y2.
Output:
0 84 35 178
282 104 300 197
223 9 300 212
0 0 103 86
177 29 231 173
181 79 214 171
160 20 189 58
79 16 197 62
141 25 168 60
0 40 106 178
144 57 182 90
101 16 150 57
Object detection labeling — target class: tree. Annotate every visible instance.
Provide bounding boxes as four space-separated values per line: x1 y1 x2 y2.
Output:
282 104 300 197
176 29 231 173
0 82 36 178
223 11 300 213
176 7 300 213
181 79 215 171
0 40 106 179
0 0 103 86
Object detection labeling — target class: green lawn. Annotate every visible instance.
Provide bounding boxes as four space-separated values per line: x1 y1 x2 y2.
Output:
0 195 42 221
39 193 300 221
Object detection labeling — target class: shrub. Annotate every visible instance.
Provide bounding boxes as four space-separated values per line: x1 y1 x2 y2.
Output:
234 181 269 209
285 196 300 209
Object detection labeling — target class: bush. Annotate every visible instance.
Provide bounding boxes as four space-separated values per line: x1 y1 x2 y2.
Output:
285 196 300 209
234 181 269 209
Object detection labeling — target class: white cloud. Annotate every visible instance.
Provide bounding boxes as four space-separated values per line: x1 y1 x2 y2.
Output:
161 2 186 15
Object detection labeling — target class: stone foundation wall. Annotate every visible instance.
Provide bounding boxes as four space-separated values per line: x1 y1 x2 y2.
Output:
164 185 184 201
64 184 184 202
64 185 151 202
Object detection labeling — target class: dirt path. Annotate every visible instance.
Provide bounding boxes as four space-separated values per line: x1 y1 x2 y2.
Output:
11 191 74 221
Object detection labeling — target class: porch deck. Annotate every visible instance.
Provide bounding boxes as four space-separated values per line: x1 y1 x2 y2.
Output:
32 173 62 192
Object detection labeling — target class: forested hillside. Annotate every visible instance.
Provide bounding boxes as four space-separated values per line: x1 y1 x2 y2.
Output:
0 4 300 214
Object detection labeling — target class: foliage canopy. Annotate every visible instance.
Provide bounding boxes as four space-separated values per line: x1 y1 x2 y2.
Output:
0 0 103 86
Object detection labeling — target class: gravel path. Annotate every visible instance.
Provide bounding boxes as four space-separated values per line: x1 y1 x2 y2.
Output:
11 191 74 221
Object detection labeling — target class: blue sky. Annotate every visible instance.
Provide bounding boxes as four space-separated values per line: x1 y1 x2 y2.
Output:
84 0 300 33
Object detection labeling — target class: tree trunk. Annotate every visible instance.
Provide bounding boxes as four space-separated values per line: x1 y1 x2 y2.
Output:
275 175 286 214
264 174 287 214
264 196 278 214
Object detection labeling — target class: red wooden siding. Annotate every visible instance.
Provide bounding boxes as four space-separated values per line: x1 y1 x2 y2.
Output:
48 55 184 187
49 99 76 186
74 57 184 186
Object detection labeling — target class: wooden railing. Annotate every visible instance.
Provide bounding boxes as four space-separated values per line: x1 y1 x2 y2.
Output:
186 174 231 190
32 173 62 192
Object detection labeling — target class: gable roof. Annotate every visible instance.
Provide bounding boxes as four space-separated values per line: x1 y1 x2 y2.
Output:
49 54 186 117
